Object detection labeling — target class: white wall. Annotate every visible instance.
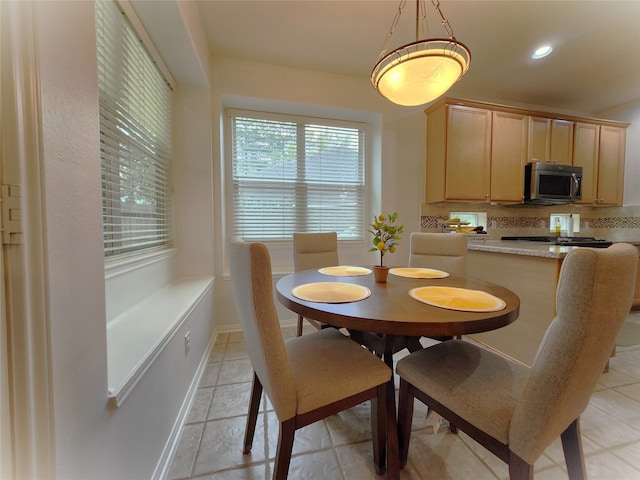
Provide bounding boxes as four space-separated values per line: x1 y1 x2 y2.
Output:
209 57 427 329
12 2 216 479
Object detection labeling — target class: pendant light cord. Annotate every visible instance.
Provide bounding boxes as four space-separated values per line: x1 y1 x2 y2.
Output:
377 0 408 60
377 0 457 61
431 0 456 39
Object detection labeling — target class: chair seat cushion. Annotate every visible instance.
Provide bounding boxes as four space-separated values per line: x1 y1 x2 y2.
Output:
287 328 391 415
396 340 530 443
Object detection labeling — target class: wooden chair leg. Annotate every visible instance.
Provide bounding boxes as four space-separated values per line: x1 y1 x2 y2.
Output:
243 372 262 454
397 379 414 467
371 384 387 475
385 379 400 480
296 314 304 337
406 336 423 353
508 451 533 480
273 418 296 480
561 418 587 480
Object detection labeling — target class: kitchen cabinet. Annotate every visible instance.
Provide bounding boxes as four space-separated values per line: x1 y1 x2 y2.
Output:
573 122 600 204
595 125 626 206
467 242 638 365
425 104 491 203
490 111 528 202
573 123 626 206
467 249 561 365
529 117 574 165
424 98 628 205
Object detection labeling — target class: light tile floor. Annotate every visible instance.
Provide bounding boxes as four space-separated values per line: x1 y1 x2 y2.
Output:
168 312 640 480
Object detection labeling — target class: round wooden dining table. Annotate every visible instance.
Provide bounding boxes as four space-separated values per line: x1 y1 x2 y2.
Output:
276 267 520 480
276 267 520 340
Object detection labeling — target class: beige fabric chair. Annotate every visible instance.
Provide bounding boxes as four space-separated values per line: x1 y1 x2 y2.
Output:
293 231 340 336
396 243 638 480
408 232 467 275
407 232 468 346
229 237 396 479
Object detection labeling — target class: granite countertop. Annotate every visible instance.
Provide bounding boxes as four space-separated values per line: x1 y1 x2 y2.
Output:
467 238 640 259
467 240 576 259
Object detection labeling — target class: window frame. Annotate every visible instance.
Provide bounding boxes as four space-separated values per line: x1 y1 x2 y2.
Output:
225 108 369 244
96 0 174 261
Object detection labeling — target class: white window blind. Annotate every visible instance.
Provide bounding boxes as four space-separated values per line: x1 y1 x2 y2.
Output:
96 0 172 258
228 109 366 241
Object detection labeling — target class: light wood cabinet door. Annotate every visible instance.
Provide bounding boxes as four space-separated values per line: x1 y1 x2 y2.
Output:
529 117 573 165
596 125 626 205
490 111 528 202
550 119 574 165
425 104 447 203
444 105 491 201
573 122 600 205
528 116 550 162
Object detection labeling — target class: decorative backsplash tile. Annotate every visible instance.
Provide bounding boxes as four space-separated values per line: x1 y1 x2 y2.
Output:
420 203 640 242
421 216 440 229
586 216 640 229
490 216 541 228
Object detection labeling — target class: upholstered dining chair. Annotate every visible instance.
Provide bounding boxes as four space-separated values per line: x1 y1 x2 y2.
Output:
408 232 467 275
396 243 638 480
293 231 340 336
229 237 396 479
407 232 468 346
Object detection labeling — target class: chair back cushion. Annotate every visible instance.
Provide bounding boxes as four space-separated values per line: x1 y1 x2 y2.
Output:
229 238 297 421
510 243 638 463
293 232 339 271
408 232 467 275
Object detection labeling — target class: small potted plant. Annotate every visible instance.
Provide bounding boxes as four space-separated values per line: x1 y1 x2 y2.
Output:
369 212 403 282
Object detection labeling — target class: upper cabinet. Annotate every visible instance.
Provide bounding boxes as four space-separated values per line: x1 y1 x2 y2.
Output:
491 111 529 203
596 125 627 206
444 106 492 201
529 118 574 165
573 122 600 205
425 104 491 203
574 123 626 206
425 98 629 206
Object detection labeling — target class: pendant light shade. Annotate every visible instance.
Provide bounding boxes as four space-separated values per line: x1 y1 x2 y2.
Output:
372 39 470 106
372 1 471 106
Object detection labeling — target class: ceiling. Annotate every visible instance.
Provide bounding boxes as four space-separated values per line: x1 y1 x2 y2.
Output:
196 0 640 115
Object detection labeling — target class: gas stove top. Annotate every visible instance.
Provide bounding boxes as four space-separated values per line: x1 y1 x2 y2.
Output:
501 236 613 248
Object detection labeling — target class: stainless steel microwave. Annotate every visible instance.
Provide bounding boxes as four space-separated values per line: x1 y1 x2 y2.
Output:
524 163 582 205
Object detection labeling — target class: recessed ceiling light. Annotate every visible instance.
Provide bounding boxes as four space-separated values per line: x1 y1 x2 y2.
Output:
531 45 553 59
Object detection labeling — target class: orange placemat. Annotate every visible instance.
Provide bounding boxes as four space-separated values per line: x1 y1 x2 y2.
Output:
318 266 372 276
389 267 449 279
292 282 371 303
409 286 506 312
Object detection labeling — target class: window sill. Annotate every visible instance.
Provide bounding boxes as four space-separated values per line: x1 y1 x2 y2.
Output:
107 275 214 408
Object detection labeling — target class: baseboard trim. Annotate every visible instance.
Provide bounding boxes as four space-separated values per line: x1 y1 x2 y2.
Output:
152 330 218 480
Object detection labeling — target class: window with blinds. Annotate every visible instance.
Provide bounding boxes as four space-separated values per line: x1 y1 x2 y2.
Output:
228 109 366 241
95 0 172 258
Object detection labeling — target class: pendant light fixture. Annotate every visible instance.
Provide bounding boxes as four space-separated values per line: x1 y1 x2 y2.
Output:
371 0 470 106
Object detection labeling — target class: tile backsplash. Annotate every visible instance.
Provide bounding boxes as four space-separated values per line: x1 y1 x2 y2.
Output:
421 203 640 242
